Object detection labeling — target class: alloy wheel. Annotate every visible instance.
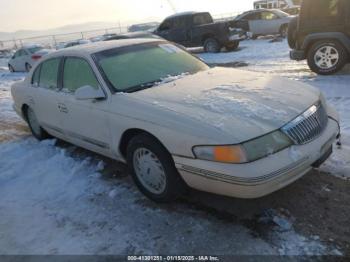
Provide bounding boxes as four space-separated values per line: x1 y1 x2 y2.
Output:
314 46 339 70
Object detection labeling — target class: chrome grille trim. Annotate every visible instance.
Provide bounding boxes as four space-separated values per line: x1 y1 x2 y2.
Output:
282 102 328 145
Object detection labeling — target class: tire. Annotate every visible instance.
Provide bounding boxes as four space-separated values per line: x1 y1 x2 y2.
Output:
203 38 221 53
8 64 15 73
279 24 288 38
127 133 187 203
307 40 348 75
25 63 32 72
288 17 298 49
24 106 50 140
225 41 240 52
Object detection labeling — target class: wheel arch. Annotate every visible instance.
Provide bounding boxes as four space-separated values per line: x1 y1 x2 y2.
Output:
201 33 217 44
21 104 29 121
303 33 350 55
118 128 170 159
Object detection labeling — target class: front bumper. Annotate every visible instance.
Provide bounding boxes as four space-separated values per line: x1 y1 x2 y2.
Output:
290 49 306 61
174 118 340 199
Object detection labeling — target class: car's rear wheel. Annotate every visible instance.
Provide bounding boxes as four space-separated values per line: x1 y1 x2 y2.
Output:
307 40 348 75
8 64 15 73
225 41 240 52
25 106 50 140
204 38 221 53
25 63 32 72
279 24 289 38
127 133 186 202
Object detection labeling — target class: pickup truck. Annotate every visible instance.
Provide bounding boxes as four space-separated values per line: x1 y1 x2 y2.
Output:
154 11 247 53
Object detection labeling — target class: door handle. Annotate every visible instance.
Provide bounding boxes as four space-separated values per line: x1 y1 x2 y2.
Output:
58 103 68 113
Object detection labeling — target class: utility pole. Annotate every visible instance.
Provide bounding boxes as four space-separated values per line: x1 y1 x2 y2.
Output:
165 0 177 13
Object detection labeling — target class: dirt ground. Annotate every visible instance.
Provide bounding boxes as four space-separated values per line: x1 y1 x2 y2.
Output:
69 139 350 256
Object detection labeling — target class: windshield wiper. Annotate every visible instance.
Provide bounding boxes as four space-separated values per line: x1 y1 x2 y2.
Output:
126 79 161 93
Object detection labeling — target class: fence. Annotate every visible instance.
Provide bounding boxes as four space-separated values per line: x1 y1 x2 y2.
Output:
0 12 241 51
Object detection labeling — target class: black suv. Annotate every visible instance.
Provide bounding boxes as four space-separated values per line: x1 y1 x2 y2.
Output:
289 0 350 75
154 12 247 53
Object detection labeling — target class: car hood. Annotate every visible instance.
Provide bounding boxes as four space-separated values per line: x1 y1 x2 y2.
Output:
123 67 320 143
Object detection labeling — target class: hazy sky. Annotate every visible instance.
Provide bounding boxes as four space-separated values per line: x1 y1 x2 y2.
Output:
0 0 255 32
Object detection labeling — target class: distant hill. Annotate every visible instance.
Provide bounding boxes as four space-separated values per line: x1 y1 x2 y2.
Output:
0 21 126 41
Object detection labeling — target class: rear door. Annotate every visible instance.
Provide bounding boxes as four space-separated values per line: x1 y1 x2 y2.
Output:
18 49 29 71
30 57 65 138
59 56 112 156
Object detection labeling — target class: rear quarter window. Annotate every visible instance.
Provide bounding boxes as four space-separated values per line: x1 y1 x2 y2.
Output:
31 65 41 87
39 58 61 90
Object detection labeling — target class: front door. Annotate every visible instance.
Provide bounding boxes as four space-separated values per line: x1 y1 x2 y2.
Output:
59 57 112 156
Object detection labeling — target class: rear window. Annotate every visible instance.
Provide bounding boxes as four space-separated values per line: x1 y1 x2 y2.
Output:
28 47 43 54
309 0 339 18
39 58 60 90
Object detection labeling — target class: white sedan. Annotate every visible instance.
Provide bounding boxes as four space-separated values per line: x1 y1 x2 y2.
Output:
11 39 340 202
8 45 52 72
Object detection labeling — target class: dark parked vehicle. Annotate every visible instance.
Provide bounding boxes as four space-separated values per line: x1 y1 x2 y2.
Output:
154 12 247 53
289 0 350 75
104 32 162 41
128 22 160 33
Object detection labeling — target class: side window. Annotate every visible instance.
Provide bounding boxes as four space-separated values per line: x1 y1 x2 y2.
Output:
261 12 278 20
63 57 99 93
39 58 60 90
13 51 20 58
193 13 213 26
243 13 261 21
173 17 187 29
309 0 339 18
31 64 41 86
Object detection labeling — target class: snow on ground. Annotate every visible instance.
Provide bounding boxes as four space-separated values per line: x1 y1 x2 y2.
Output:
200 39 350 180
0 40 348 257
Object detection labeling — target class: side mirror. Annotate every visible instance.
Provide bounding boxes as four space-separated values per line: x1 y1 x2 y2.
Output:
75 85 106 100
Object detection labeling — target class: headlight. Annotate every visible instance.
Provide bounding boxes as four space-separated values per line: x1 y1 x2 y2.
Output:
193 131 292 164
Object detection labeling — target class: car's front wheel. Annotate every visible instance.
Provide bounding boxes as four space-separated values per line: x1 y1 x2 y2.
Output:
203 38 221 53
25 63 32 72
127 133 186 202
279 24 288 38
25 106 50 140
8 64 15 73
225 41 240 52
307 40 348 75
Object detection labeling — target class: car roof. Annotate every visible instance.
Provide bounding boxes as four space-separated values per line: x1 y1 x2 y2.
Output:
46 38 166 58
166 11 208 19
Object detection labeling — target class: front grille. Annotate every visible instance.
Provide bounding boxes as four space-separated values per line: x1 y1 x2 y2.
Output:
282 102 328 145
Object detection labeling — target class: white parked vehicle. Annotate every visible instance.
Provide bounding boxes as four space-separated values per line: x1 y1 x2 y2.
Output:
8 45 52 72
11 39 340 202
234 9 294 38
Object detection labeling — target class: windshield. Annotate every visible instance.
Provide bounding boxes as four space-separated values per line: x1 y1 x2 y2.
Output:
28 46 43 54
94 42 209 92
